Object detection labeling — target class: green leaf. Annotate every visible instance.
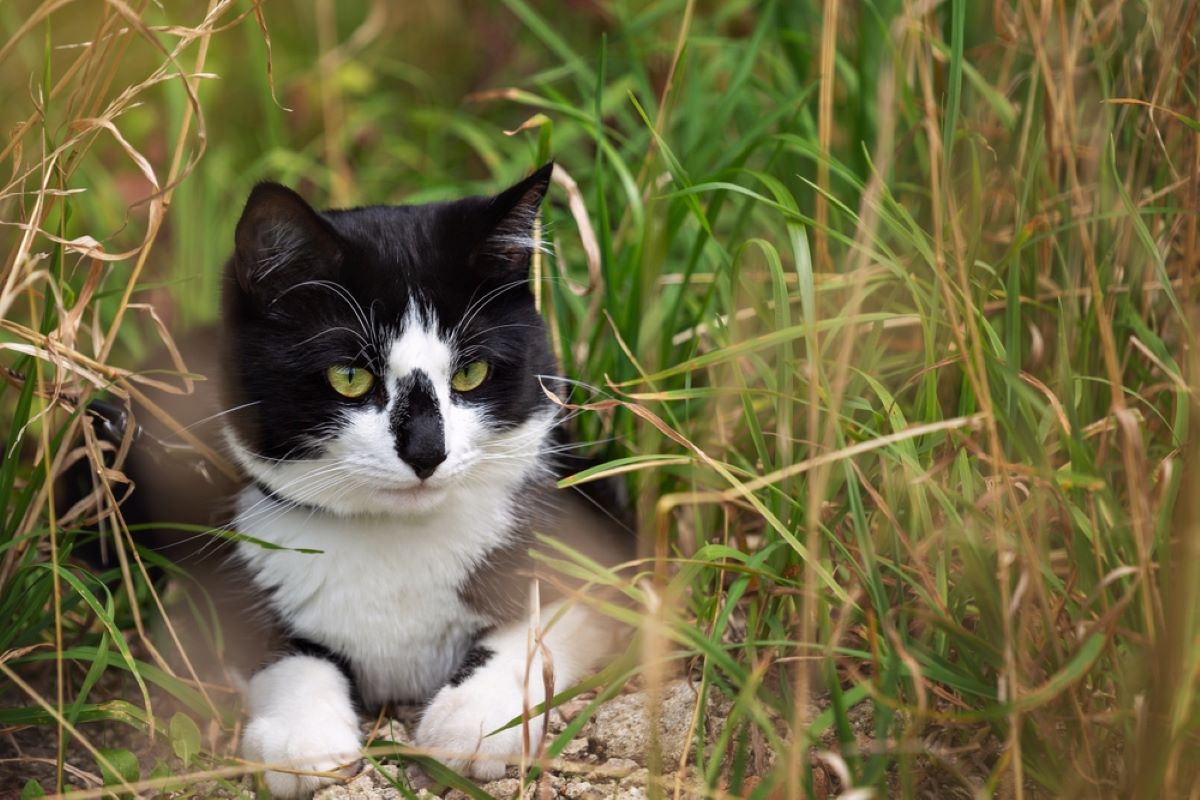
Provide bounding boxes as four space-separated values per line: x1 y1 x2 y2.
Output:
127 522 324 554
362 754 421 800
169 711 202 767
1013 634 1108 712
149 758 184 793
406 756 496 800
556 454 691 487
96 747 140 787
20 779 45 800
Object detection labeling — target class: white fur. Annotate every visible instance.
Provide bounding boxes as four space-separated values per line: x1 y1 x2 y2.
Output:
236 474 514 704
242 656 361 798
230 301 587 794
387 304 453 385
416 602 617 780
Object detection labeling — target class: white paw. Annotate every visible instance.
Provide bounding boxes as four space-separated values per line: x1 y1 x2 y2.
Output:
416 675 544 781
243 713 362 798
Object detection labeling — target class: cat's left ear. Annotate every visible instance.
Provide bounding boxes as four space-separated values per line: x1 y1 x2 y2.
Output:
476 162 554 275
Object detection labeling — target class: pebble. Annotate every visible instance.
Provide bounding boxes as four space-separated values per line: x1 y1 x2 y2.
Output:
478 777 521 797
561 737 590 758
587 757 639 780
316 762 406 800
315 680 739 799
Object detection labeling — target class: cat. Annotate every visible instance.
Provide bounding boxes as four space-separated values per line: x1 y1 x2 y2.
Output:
125 164 633 797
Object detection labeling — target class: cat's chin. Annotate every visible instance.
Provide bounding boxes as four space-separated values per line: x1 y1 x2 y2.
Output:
309 480 455 517
283 482 453 518
372 481 451 514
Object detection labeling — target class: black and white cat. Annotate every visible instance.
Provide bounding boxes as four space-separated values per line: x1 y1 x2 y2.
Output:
210 164 630 796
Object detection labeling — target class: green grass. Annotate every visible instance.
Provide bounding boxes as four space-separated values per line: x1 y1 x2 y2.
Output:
2 0 1198 797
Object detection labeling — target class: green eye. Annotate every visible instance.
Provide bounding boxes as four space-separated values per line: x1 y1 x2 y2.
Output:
326 365 375 398
451 360 489 392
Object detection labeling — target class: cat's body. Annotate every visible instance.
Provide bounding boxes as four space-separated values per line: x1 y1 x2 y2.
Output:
235 484 507 705
111 165 632 797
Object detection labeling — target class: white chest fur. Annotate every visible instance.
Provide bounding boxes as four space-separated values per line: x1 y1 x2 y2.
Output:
234 483 519 705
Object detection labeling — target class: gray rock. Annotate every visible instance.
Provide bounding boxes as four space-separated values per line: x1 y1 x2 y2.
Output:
587 681 729 767
561 737 590 758
315 762 409 800
618 769 649 788
560 780 617 799
364 718 414 747
477 777 522 798
586 758 638 781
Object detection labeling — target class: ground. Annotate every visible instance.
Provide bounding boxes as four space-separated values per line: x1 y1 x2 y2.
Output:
1 671 1016 798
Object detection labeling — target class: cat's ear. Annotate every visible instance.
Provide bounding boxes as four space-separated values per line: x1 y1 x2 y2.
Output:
476 162 554 276
233 183 342 296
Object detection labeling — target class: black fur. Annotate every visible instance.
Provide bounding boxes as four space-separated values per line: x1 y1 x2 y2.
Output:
448 644 496 687
221 164 558 464
286 635 356 685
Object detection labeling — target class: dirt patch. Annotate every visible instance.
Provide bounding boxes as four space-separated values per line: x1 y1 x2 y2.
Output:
4 674 1008 798
318 680 757 800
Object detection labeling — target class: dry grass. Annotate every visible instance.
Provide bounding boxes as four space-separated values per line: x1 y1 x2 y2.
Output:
1 0 1198 797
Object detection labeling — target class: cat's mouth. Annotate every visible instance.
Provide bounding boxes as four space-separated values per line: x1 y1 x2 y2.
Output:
381 482 442 495
377 480 450 505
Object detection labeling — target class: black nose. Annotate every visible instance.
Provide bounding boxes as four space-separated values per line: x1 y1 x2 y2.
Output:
391 370 447 481
396 410 447 480
404 448 447 480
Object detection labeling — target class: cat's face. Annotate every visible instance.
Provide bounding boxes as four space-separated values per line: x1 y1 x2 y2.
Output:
220 166 559 516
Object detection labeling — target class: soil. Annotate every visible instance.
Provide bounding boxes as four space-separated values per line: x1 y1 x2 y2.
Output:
2 673 1006 799
318 680 748 800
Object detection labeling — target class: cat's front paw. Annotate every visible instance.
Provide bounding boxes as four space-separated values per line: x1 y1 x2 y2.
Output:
416 674 544 781
243 713 362 798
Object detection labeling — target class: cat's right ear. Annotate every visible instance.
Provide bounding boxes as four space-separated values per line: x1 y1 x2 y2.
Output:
233 183 341 297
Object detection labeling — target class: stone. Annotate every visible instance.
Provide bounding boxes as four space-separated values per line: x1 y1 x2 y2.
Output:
365 718 414 747
561 737 590 758
619 769 650 788
587 680 729 767
478 777 522 798
586 758 639 781
560 780 617 799
315 761 406 800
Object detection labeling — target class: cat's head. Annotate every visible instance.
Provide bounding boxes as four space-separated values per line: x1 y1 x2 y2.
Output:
219 164 559 516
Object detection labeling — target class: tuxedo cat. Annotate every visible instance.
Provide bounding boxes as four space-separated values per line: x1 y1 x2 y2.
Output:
210 165 630 796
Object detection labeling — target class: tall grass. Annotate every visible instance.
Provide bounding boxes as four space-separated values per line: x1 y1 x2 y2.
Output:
1 0 1197 797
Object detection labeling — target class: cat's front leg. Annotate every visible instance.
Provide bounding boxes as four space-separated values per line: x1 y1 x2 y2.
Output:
415 603 616 780
242 654 362 798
